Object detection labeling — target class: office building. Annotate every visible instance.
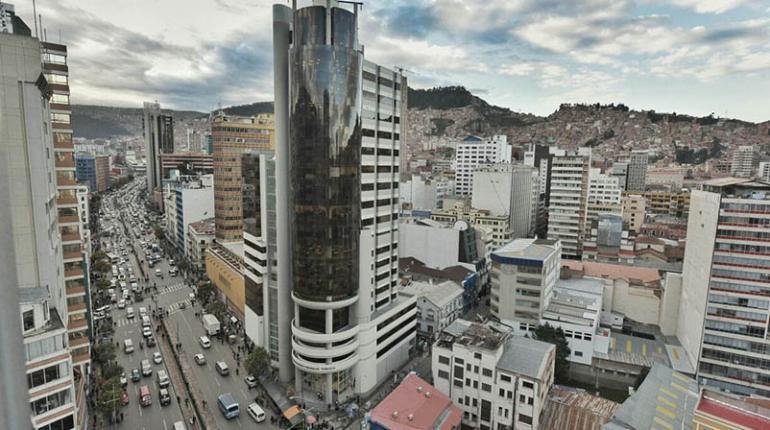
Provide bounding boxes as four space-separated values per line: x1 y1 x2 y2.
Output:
547 148 591 259
212 112 274 241
646 166 686 189
162 175 214 255
399 218 480 271
610 162 628 191
626 150 648 192
730 145 758 178
400 173 453 212
638 190 690 218
142 101 174 198
274 1 417 405
432 320 555 430
160 152 213 178
1 14 85 428
454 135 512 197
74 152 109 193
369 372 462 430
432 204 512 250
524 143 552 199
677 179 770 398
489 239 561 330
205 241 245 318
586 168 622 227
472 163 536 239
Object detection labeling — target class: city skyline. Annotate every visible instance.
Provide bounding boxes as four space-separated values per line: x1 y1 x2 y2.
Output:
11 0 770 122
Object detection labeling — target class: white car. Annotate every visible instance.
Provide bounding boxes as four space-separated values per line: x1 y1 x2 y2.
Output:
117 299 126 309
139 307 147 317
153 351 163 364
142 326 152 338
194 353 206 365
245 375 258 389
199 336 211 349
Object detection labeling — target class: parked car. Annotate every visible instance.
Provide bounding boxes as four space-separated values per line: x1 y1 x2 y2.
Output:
245 375 258 389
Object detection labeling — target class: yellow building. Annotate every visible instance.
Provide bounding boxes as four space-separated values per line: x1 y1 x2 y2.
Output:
204 241 245 318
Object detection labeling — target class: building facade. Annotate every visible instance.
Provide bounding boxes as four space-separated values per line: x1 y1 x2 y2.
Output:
187 218 215 271
626 150 648 192
547 148 591 259
730 145 758 178
678 182 770 398
274 1 416 405
1 17 86 429
401 280 464 340
472 163 536 240
586 168 622 228
455 135 512 197
143 101 174 197
432 321 555 430
212 113 274 241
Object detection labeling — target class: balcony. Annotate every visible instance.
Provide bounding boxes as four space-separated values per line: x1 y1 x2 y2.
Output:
49 103 71 112
64 267 84 279
69 336 89 348
54 157 74 168
58 214 79 224
68 302 87 313
51 122 71 130
71 351 90 366
63 250 82 261
66 284 85 297
67 319 88 332
56 196 77 206
56 176 76 186
61 232 80 242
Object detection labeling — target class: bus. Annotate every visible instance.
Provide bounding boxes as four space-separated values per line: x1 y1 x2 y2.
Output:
107 253 119 264
217 393 240 419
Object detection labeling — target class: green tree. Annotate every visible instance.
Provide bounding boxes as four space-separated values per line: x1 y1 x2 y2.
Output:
101 361 124 381
92 259 112 274
245 347 270 377
93 342 116 366
91 250 108 264
95 376 123 420
96 278 111 291
205 301 227 322
197 281 215 304
533 324 571 383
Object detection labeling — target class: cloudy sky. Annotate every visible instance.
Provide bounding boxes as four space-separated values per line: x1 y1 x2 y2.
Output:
15 0 770 121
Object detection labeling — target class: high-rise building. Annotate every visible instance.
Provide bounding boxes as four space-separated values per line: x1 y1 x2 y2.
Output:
471 163 536 239
677 179 770 398
454 135 511 197
74 152 109 193
273 1 417 405
586 168 622 227
610 162 628 191
626 150 648 192
1 12 86 428
211 113 274 242
143 101 174 197
759 161 770 182
730 145 758 178
547 147 591 259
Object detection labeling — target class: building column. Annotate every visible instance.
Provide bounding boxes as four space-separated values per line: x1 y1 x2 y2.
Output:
325 373 333 408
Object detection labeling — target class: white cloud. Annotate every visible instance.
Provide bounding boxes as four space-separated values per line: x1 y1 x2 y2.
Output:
661 0 755 14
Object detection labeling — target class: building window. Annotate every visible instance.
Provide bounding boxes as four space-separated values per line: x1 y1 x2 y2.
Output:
574 351 583 357
438 355 450 365
481 383 492 392
482 368 493 377
438 370 449 380
474 352 482 359
500 374 511 383
518 414 533 425
499 388 505 397
23 310 34 332
522 380 534 389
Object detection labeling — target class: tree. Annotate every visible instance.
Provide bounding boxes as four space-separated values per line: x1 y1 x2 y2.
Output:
205 301 227 322
91 250 108 264
101 361 124 381
533 324 571 383
95 376 123 420
92 259 112 274
93 342 116 366
197 281 215 304
96 278 111 291
245 347 270 378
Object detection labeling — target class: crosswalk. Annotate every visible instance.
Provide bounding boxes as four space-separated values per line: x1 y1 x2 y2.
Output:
113 298 192 328
158 283 189 295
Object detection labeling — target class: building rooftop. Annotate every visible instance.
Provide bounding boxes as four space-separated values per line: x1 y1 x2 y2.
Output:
370 372 461 430
540 386 619 430
561 260 662 286
189 217 216 235
491 238 559 267
400 280 464 309
603 364 698 430
695 389 770 429
19 286 49 304
437 320 508 351
399 257 474 284
542 278 603 327
497 335 555 380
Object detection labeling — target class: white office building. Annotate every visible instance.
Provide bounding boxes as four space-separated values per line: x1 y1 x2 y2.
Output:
547 148 591 259
163 175 214 256
400 173 453 212
432 320 555 430
273 2 416 405
730 145 758 178
586 168 622 227
472 163 536 240
455 135 512 197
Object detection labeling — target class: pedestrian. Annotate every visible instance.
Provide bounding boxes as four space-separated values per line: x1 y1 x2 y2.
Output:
177 395 180 404
120 412 124 422
236 367 239 376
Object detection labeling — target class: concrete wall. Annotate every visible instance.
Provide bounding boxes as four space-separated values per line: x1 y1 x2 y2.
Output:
603 279 661 326
659 272 682 336
399 222 460 270
677 190 720 371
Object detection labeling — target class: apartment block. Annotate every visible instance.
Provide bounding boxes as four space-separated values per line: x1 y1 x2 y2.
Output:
547 147 591 259
162 175 214 255
454 135 512 197
730 145 758 178
432 202 512 250
677 179 770 398
1 15 85 428
621 194 646 233
432 320 555 430
626 150 648 192
586 168 622 228
187 218 214 271
212 113 274 241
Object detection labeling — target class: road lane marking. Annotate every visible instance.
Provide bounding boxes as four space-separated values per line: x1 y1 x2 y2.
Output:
163 420 168 430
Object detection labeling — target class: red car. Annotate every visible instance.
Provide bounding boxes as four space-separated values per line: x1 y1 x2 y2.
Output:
121 390 129 406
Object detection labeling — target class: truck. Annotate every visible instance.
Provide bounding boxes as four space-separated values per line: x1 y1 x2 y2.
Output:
202 314 220 336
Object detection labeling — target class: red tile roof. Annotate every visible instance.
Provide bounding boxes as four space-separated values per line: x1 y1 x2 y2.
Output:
370 373 461 430
562 260 661 284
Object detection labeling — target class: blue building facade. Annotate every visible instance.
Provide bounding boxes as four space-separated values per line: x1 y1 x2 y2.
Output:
75 152 97 192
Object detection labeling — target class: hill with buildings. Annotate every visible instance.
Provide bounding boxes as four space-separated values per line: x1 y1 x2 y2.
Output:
71 105 206 139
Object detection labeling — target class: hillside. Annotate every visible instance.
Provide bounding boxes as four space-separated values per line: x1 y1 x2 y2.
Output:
71 105 207 139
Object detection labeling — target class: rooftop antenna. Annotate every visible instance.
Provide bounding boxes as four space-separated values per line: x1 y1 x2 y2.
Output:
31 0 38 39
